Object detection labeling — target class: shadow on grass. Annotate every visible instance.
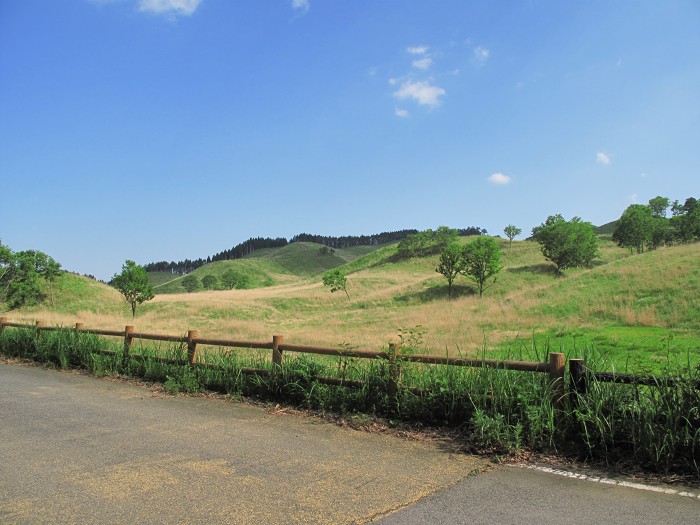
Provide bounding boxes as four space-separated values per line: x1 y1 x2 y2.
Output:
394 284 476 303
507 264 557 276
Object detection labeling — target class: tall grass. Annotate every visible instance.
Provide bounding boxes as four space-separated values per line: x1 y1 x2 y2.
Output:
2 326 697 478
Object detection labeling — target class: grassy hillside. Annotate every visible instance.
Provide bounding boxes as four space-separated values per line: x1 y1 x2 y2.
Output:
153 258 288 294
596 220 618 235
244 242 367 276
152 242 385 294
147 272 182 287
5 237 699 374
4 273 126 321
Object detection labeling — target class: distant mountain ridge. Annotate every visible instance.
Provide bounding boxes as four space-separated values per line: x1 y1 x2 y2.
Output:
143 226 486 275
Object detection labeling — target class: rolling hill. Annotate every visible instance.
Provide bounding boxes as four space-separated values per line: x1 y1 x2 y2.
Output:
5 237 699 373
150 242 384 294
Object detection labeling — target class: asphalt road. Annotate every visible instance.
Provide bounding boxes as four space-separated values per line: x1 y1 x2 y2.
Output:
1 362 698 524
0 362 484 524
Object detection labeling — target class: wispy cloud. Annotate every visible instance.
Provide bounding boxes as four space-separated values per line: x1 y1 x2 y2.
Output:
473 46 490 65
487 172 511 185
412 57 433 70
407 46 429 55
138 0 202 16
596 152 611 165
393 80 445 107
394 107 409 118
291 0 310 12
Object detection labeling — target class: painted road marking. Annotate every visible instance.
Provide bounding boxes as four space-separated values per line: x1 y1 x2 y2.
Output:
513 464 700 501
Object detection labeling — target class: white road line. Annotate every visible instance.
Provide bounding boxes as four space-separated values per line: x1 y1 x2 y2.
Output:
513 464 700 501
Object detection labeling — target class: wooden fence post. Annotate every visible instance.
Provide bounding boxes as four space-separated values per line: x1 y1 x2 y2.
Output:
272 335 284 368
549 352 565 407
35 320 44 344
569 358 587 405
0 316 6 336
187 330 199 365
123 325 134 360
388 343 401 416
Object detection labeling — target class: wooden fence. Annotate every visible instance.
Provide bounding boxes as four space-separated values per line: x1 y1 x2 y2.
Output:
2 318 695 409
568 358 700 397
0 317 569 402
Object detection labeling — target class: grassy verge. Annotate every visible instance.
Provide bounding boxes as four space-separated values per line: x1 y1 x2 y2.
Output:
2 326 697 479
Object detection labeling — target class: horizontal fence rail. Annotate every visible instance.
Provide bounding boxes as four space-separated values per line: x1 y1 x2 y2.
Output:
568 358 700 395
0 317 566 404
7 318 694 406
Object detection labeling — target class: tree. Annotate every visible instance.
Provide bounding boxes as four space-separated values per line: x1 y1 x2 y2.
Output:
670 197 700 243
112 260 155 319
0 244 62 310
322 269 349 299
612 204 655 253
436 242 463 298
397 226 458 258
460 237 502 297
221 269 250 290
648 196 670 219
42 255 62 306
503 225 522 248
201 274 218 290
0 241 13 301
533 215 600 275
181 274 200 293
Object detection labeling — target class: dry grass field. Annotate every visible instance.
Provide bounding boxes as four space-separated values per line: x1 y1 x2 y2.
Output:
6 238 699 371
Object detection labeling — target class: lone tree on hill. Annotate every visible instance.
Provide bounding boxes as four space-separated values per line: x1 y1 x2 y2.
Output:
112 260 155 319
460 237 502 297
533 215 599 275
181 274 201 293
202 274 218 290
322 269 349 299
221 269 250 290
436 242 463 298
503 225 522 248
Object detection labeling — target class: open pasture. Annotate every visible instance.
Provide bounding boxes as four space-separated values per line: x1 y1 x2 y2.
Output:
9 238 699 374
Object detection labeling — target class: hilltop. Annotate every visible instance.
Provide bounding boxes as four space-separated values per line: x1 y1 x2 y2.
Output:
150 242 383 294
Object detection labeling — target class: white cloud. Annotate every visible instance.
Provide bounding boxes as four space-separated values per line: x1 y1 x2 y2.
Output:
629 193 638 202
394 107 409 118
487 172 511 185
473 46 490 65
412 57 433 70
393 80 445 107
596 152 611 165
291 0 310 12
138 0 202 16
407 46 429 55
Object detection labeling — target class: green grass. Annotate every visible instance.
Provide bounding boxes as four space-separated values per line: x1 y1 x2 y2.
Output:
244 242 383 276
147 271 182 287
7 236 699 378
153 258 283 293
151 242 386 294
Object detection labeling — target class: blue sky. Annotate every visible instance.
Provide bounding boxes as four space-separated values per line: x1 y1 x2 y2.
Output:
1 0 698 280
